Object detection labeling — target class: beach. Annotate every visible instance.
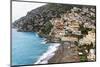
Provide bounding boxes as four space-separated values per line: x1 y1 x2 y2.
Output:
35 41 80 64
48 42 80 63
34 43 60 64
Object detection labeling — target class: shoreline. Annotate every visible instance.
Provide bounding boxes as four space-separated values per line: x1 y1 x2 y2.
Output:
48 42 80 63
34 41 80 64
34 43 60 64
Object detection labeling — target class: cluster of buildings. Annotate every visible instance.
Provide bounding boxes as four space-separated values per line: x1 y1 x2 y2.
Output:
49 7 96 61
50 12 82 42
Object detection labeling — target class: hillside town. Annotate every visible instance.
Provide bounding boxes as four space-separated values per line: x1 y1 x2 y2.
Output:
13 4 96 63
48 7 96 62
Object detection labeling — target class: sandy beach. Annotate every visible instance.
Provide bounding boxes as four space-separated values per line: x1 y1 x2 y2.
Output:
34 43 61 64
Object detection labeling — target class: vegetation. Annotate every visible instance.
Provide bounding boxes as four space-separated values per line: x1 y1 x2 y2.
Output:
41 21 53 35
90 16 95 20
74 41 78 46
80 55 87 62
79 24 92 35
80 26 88 35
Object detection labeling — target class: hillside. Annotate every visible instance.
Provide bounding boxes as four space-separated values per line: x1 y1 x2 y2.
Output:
12 3 95 35
12 3 96 62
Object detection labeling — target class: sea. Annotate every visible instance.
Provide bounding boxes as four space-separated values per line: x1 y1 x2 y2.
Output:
12 29 60 66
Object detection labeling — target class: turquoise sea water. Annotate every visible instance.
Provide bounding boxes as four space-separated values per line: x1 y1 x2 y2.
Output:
12 29 50 66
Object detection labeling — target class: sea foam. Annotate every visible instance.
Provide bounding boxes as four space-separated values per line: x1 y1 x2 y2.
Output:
34 43 60 64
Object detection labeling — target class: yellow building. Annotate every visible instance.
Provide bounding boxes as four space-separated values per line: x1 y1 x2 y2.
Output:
61 35 79 42
67 20 80 32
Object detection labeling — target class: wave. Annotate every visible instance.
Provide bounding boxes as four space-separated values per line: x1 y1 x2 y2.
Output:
34 43 60 64
41 38 47 44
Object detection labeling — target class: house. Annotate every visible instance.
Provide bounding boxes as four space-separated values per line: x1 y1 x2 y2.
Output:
72 31 81 35
54 29 65 38
61 35 79 42
66 20 80 32
84 23 95 29
52 18 64 30
50 18 65 38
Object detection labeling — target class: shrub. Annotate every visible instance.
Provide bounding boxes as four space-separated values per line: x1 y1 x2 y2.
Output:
41 21 53 35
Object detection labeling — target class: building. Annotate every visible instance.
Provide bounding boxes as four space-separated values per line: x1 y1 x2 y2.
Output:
68 20 80 31
50 18 65 38
61 35 79 42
